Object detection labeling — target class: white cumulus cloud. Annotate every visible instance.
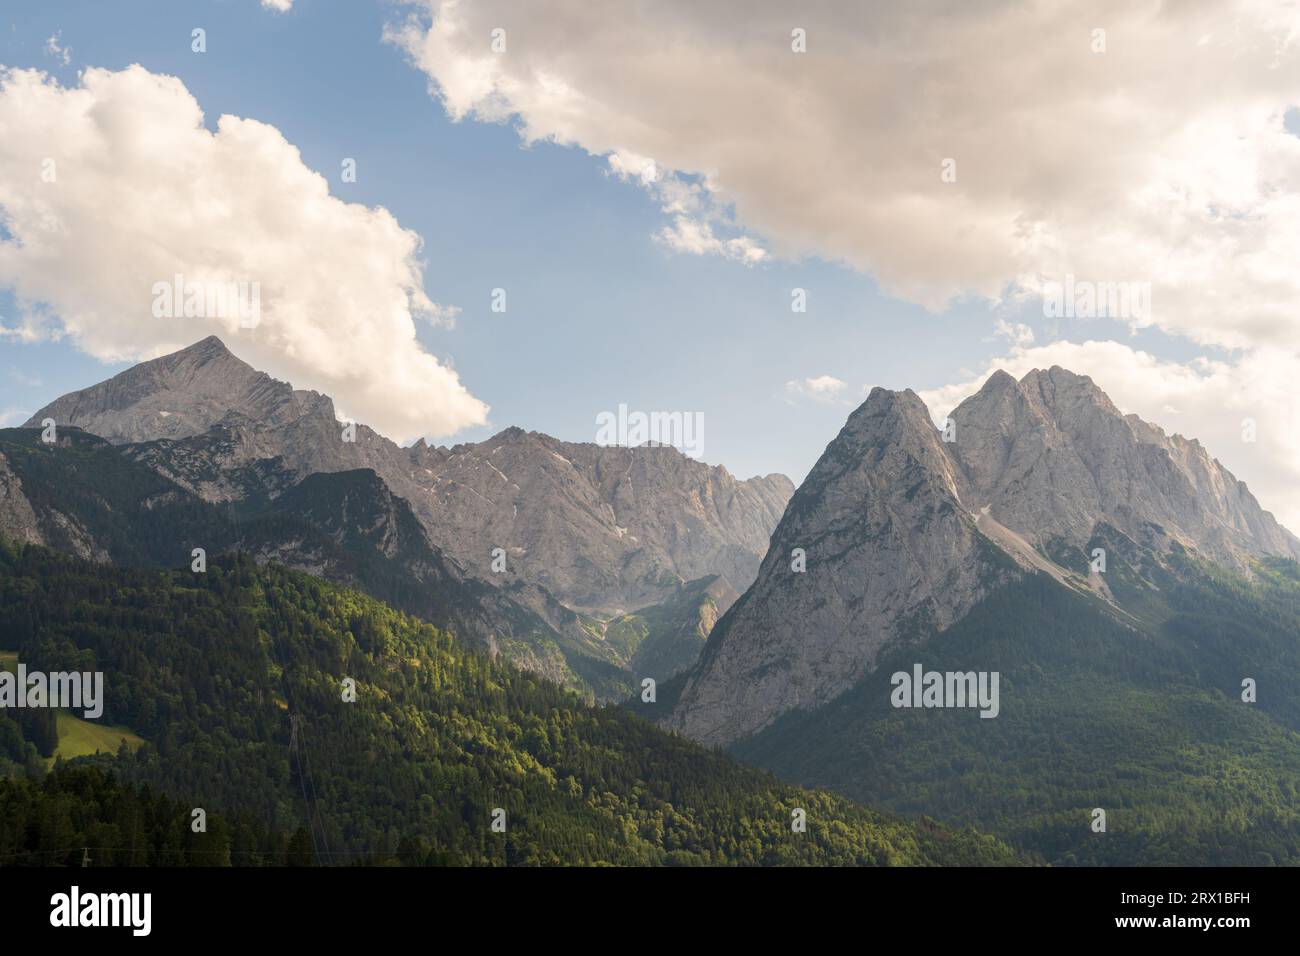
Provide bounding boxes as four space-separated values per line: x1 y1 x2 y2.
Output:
0 65 487 444
386 0 1300 355
785 374 849 405
387 0 1300 529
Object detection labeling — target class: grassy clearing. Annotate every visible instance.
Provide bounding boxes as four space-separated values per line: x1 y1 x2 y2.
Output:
3 650 146 763
48 712 145 765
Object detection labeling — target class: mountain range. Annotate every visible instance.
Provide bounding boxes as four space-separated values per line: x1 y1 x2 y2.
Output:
669 367 1299 746
644 366 1300 864
6 339 1300 865
27 336 791 616
10 336 792 694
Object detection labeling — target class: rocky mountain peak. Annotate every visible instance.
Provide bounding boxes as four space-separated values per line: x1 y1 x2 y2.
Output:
182 333 235 359
23 336 336 445
945 367 1300 567
670 367 1298 747
1019 365 1114 407
669 385 1006 746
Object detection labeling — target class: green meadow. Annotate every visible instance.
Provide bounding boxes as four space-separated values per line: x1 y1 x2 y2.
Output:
2 648 145 764
49 711 145 764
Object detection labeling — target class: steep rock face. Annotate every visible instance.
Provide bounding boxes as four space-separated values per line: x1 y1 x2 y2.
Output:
124 422 301 506
237 468 629 695
669 388 1013 746
946 367 1300 568
0 428 218 565
0 449 50 550
28 337 793 616
413 427 792 614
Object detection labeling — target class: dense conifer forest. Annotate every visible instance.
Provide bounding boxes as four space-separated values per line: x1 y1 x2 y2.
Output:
733 558 1300 865
0 542 1019 866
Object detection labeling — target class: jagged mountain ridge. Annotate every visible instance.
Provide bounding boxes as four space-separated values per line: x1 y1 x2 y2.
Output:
26 336 793 617
239 467 633 695
413 425 791 614
670 367 1299 746
946 367 1299 571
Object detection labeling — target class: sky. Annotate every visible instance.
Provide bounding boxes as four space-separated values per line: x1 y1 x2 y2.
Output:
1 0 1299 530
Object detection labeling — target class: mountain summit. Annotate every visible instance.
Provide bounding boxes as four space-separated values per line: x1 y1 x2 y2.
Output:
26 337 793 618
25 336 329 443
947 366 1298 569
670 367 1299 746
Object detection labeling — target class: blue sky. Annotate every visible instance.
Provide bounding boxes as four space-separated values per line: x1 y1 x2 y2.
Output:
0 0 1289 521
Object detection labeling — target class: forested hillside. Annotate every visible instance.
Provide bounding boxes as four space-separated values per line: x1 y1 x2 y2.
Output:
0 766 308 867
732 559 1300 865
0 542 1020 866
